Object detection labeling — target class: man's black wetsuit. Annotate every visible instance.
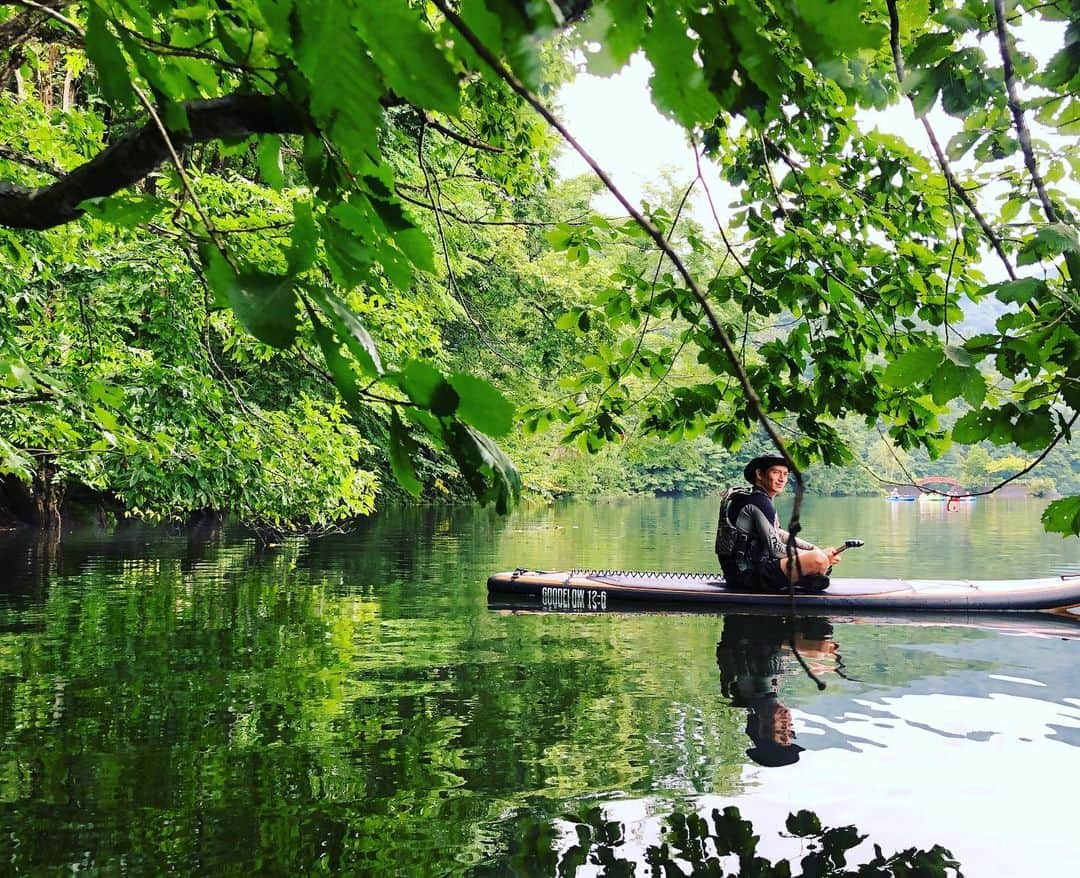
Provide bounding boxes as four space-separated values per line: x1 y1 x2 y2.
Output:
719 486 789 591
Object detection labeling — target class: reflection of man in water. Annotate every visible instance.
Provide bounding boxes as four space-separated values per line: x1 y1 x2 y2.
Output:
716 615 838 768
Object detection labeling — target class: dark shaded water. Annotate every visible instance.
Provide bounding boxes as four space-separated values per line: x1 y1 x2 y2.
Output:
0 496 1077 875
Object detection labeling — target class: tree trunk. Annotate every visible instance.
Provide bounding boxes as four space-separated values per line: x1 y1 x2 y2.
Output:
1 458 65 529
62 66 73 112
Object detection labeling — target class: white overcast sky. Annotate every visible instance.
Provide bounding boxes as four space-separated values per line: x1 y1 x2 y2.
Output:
552 15 1063 250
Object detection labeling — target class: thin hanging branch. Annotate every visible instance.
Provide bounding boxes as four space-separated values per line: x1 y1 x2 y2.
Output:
420 111 503 153
992 0 1057 224
868 412 1077 498
431 0 820 598
594 176 697 410
992 0 1080 294
885 0 1018 283
416 117 541 380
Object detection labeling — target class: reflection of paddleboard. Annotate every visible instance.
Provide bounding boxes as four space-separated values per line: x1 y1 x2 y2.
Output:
487 569 1080 614
487 594 1080 639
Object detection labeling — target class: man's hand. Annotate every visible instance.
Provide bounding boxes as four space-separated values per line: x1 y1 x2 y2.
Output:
825 547 844 566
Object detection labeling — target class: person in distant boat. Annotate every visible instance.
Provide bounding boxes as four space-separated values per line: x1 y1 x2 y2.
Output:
715 453 842 593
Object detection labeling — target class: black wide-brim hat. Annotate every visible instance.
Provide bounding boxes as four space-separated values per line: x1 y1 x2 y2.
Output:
746 742 805 767
744 454 789 484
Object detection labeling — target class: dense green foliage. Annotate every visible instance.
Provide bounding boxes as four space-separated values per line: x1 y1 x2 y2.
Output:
0 1 1077 532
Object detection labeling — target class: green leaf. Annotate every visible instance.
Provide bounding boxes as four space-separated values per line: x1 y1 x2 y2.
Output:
320 213 373 288
945 129 981 161
307 305 361 411
790 0 887 58
999 197 1023 223
228 271 299 349
821 824 866 855
257 134 284 190
907 31 954 66
287 201 319 275
1013 409 1054 451
929 360 967 405
1042 496 1080 536
881 345 943 387
455 0 557 89
117 30 192 128
578 0 646 76
330 198 414 289
389 409 423 497
396 360 446 408
984 277 1046 304
353 3 460 116
961 370 986 408
304 284 383 377
79 195 169 227
92 405 119 432
786 810 823 838
87 380 123 407
951 409 994 443
556 308 593 334
85 3 134 109
456 0 509 74
643 4 720 129
448 372 514 437
201 245 233 309
442 421 520 513
396 362 459 418
395 227 435 273
1017 224 1080 266
430 381 459 417
903 67 943 116
545 223 575 251
942 344 973 367
297 3 384 172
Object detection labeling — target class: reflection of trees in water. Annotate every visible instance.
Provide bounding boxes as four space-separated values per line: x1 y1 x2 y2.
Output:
0 528 736 873
541 803 963 877
1 524 1006 875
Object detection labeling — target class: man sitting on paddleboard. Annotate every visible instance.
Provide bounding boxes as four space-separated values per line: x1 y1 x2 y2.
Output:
716 454 842 593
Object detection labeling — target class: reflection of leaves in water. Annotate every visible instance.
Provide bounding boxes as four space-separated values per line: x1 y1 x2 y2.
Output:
564 805 963 877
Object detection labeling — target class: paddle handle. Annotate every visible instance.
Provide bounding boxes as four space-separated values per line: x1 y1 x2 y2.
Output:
835 539 864 554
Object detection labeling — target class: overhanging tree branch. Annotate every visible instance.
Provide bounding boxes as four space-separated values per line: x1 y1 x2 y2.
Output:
430 0 813 561
0 2 77 53
992 0 1080 295
11 0 78 35
885 0 1018 283
0 145 62 177
0 93 308 230
870 410 1077 498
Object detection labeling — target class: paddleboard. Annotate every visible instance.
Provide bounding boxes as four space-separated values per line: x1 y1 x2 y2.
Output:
487 569 1080 614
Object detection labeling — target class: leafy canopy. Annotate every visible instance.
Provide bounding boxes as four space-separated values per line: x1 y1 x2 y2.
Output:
0 0 1077 533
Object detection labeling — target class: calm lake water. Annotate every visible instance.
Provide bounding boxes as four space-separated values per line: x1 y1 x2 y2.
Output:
0 496 1078 876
